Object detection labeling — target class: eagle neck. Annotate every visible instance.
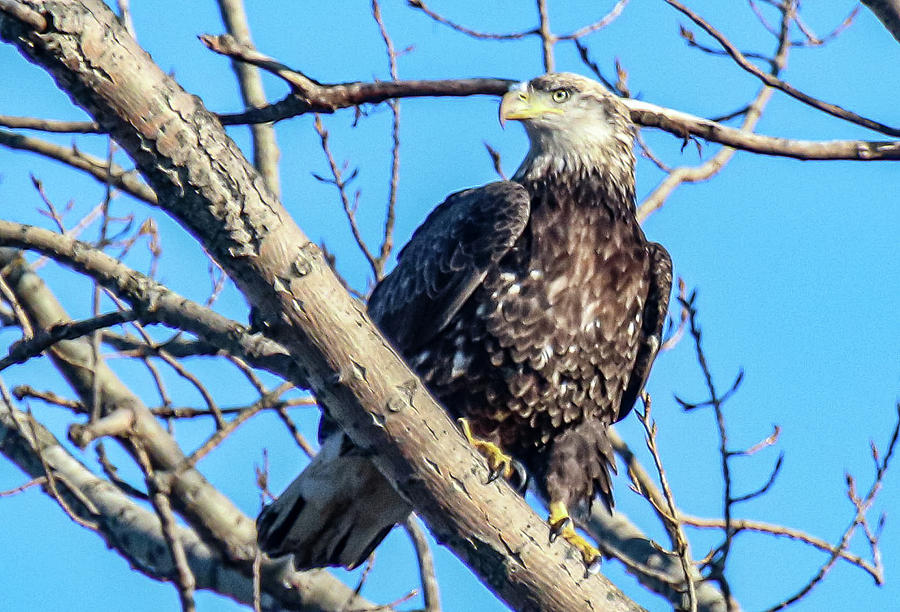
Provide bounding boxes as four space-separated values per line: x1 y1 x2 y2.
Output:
517 165 636 222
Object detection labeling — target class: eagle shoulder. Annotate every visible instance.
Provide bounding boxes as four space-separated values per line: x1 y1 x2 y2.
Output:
368 181 530 353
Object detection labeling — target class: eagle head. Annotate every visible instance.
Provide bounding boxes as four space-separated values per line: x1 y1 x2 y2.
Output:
500 73 635 182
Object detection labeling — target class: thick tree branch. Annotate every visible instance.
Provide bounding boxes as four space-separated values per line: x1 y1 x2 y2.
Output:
625 99 900 161
863 0 900 44
0 230 706 607
0 2 641 610
0 399 377 611
0 249 374 611
0 238 296 380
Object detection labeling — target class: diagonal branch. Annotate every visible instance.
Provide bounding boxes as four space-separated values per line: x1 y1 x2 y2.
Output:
0 230 702 607
863 0 900 44
0 398 378 611
0 248 371 611
665 0 900 137
196 35 900 161
0 3 640 610
0 129 157 203
215 0 281 197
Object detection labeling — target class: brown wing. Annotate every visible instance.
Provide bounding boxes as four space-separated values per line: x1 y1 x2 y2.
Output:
617 241 672 421
368 181 530 353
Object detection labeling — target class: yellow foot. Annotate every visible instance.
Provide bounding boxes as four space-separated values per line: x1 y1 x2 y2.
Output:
548 501 602 575
457 418 528 490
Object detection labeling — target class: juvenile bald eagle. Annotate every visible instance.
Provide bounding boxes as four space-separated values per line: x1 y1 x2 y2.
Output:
257 73 672 572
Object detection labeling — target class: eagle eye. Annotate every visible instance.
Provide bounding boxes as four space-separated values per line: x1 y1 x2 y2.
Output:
551 89 570 103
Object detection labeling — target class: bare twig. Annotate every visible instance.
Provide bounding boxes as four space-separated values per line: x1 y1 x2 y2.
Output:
681 514 880 583
666 0 900 137
558 0 630 40
675 292 738 604
135 445 197 612
0 129 157 203
178 382 293 472
635 394 696 611
216 0 281 196
0 310 138 372
407 0 535 40
372 0 401 281
23 409 100 530
404 515 442 612
313 115 380 278
0 266 34 340
274 403 316 458
0 115 100 132
764 405 898 610
638 3 793 220
0 475 46 496
536 0 554 72
573 39 626 97
12 385 83 410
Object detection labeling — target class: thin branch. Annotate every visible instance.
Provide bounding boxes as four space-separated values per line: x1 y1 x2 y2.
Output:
638 2 792 220
0 129 157 204
404 514 442 612
0 399 376 610
178 383 293 472
136 446 197 612
154 348 226 429
274 404 316 458
0 264 34 339
12 385 83 410
23 409 100 530
0 229 300 383
666 0 900 137
216 0 281 196
535 0 555 72
171 41 900 161
0 249 374 610
372 0 400 281
681 514 880 583
0 310 138 372
558 0 630 40
635 394 696 612
573 39 627 97
313 115 381 278
0 475 46 496
0 115 101 132
406 0 535 40
765 405 899 610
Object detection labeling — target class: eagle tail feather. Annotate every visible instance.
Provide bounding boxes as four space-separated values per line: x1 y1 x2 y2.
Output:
256 431 412 570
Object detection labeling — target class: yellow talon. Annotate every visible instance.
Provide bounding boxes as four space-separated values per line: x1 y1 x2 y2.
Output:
458 418 523 486
548 501 602 574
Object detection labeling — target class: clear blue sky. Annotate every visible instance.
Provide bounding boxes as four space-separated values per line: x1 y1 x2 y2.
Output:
1 2 897 611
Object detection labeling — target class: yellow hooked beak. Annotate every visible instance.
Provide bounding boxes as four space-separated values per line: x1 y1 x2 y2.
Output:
499 88 563 127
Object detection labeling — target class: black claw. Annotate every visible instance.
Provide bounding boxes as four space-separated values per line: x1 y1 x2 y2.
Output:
511 460 529 493
586 556 603 576
487 464 505 484
548 517 570 543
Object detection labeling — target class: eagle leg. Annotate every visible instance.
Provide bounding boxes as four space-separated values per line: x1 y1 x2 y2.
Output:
457 418 528 491
548 501 602 576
